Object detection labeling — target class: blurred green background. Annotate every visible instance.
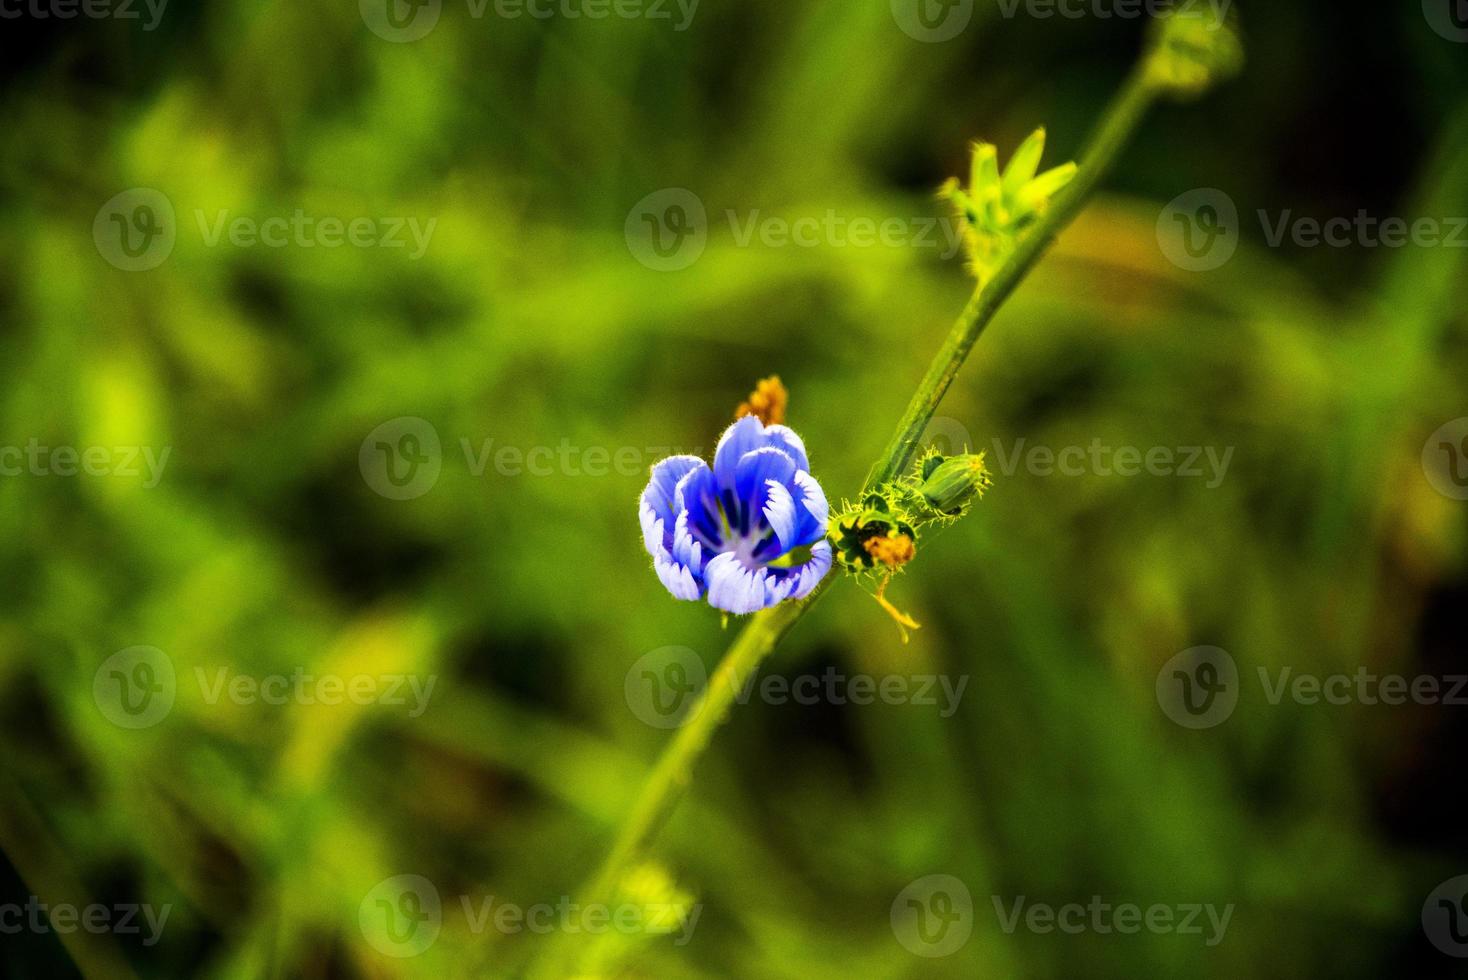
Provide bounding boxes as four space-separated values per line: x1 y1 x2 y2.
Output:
2 1 1467 977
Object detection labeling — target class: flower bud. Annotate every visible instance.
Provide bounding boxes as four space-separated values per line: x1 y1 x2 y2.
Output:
917 452 991 516
1144 9 1243 100
832 494 918 573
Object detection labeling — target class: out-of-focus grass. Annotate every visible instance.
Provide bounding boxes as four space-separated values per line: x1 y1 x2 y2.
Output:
1 2 1465 977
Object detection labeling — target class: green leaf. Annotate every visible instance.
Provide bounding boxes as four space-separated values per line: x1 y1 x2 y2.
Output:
1001 127 1047 208
1017 161 1079 212
970 142 1001 224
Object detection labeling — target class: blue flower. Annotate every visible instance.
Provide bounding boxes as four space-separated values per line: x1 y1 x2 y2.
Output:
640 416 832 614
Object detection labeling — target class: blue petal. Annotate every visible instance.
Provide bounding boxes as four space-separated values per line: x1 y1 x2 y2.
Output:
713 418 811 487
764 539 832 602
763 478 797 552
712 416 767 491
639 500 663 557
676 465 725 551
644 512 705 602
654 550 703 600
787 539 832 600
790 470 830 547
640 456 707 555
732 447 797 538
670 510 703 572
762 424 810 473
704 552 773 614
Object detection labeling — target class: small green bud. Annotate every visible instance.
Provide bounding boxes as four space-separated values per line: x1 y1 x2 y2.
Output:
916 452 991 517
617 863 695 936
1144 9 1243 100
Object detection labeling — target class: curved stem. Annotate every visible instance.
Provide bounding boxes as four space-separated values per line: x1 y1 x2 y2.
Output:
536 62 1162 979
578 589 820 911
867 67 1155 487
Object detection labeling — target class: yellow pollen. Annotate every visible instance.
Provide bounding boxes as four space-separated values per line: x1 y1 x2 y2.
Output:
735 375 788 426
863 533 915 568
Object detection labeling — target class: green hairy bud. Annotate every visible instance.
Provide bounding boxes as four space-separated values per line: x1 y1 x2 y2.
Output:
940 129 1078 284
916 452 992 518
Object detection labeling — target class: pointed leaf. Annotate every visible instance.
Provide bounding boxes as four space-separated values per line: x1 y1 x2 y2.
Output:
1001 127 1047 208
970 143 1001 226
1017 162 1079 213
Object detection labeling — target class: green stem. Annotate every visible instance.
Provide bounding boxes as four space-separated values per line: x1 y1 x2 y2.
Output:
867 66 1156 487
537 61 1163 980
577 592 817 910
